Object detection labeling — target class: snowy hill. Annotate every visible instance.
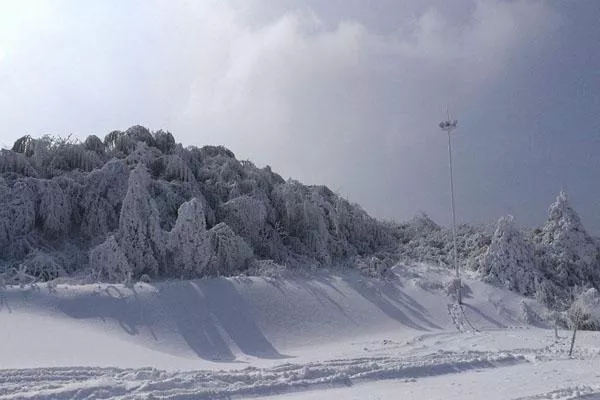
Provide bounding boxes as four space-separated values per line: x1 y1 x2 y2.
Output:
4 263 600 399
0 263 547 371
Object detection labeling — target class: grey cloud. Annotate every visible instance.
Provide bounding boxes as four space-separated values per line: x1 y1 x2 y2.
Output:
0 0 571 230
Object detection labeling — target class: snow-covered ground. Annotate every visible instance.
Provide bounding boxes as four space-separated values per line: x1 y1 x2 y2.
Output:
1 264 599 399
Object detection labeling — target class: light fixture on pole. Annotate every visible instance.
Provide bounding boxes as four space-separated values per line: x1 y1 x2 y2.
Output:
439 114 461 305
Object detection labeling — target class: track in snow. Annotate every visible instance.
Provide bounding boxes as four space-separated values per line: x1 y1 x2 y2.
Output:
447 303 479 333
0 351 525 400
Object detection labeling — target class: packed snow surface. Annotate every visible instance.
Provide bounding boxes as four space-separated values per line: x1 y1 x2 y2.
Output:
2 264 600 399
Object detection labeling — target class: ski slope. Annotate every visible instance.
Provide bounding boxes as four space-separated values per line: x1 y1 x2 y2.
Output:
1 263 599 399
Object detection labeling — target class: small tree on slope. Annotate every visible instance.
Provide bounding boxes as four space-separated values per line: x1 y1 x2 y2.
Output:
568 288 600 356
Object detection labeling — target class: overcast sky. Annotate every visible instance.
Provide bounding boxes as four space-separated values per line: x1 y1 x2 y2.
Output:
1 0 599 232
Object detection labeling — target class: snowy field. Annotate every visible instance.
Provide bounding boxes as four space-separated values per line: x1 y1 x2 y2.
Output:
1 264 599 399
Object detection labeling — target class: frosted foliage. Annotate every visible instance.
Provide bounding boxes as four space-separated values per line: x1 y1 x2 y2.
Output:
84 135 104 153
218 196 267 248
0 150 38 176
118 165 164 277
0 181 36 257
481 216 540 295
540 192 597 259
89 235 131 283
206 223 253 276
36 179 73 237
79 160 129 239
169 198 210 278
164 155 194 182
273 183 332 262
569 288 600 330
24 250 65 280
153 130 175 153
334 196 392 254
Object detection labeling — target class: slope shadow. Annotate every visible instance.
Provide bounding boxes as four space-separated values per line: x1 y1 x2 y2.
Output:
158 282 236 361
341 275 442 331
159 279 289 361
462 303 506 329
57 286 141 335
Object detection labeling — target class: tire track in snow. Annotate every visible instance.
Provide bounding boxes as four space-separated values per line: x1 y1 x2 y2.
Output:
0 351 525 399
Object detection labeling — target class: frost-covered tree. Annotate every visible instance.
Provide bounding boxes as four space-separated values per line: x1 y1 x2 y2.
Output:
164 154 194 182
153 130 175 154
83 135 105 154
23 250 65 281
35 178 74 238
205 223 253 276
480 216 541 296
535 191 600 289
78 160 130 239
567 288 600 356
0 180 36 259
0 150 38 176
218 196 266 246
118 164 165 277
169 198 210 278
89 235 131 283
126 125 155 147
12 135 35 156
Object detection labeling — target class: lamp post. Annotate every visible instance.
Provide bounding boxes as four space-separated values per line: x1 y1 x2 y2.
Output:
439 116 461 304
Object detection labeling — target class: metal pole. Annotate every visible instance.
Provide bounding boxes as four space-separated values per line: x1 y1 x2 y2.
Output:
447 130 461 304
439 115 460 305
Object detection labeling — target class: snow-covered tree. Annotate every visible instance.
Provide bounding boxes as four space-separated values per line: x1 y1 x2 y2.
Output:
83 135 105 154
164 154 194 182
567 288 600 356
12 135 36 156
218 195 267 248
126 125 155 147
89 235 131 283
0 150 38 176
23 250 65 281
0 180 36 259
117 164 165 277
153 130 175 154
35 178 74 238
535 191 600 288
78 160 129 239
480 216 541 296
169 198 210 278
205 223 253 276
